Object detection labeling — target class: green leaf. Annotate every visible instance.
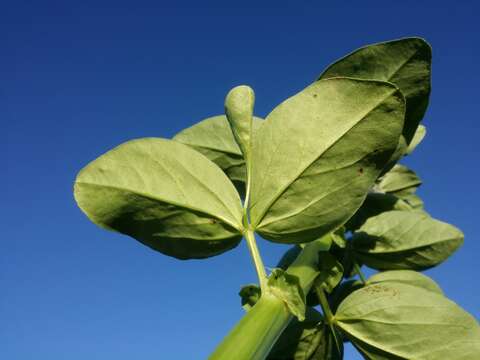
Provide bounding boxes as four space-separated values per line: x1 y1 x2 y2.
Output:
367 270 442 295
346 192 412 231
319 37 431 145
267 307 323 360
376 164 421 197
316 253 344 294
173 115 263 195
225 85 255 162
352 210 464 270
401 193 424 209
239 284 261 311
328 280 363 314
74 138 243 259
249 77 405 243
268 268 307 321
277 246 303 270
268 309 343 360
335 282 480 359
405 124 426 155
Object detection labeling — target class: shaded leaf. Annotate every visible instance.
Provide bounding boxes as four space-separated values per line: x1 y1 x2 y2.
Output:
74 138 243 259
173 115 263 195
250 77 405 243
239 284 261 311
277 246 303 270
352 210 463 270
268 309 343 360
316 253 344 294
319 37 431 145
335 282 480 359
346 192 412 231
377 164 421 197
367 270 442 295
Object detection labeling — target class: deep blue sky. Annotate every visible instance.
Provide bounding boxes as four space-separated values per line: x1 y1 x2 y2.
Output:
3 1 479 359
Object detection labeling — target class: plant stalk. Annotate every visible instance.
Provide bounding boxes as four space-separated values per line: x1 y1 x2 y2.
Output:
245 229 268 291
209 234 332 360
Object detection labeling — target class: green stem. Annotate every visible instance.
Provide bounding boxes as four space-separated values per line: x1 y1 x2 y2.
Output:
315 286 342 355
316 286 333 324
354 261 367 284
245 229 268 291
209 234 333 360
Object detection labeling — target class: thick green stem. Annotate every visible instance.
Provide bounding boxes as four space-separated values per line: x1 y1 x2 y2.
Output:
209 234 332 360
245 229 268 291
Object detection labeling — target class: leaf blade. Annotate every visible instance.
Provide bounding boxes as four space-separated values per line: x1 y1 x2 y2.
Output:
319 37 431 144
74 138 243 259
250 77 405 243
335 283 480 359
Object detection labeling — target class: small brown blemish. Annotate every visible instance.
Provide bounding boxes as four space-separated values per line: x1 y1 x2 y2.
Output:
209 219 217 224
358 168 364 174
313 93 318 98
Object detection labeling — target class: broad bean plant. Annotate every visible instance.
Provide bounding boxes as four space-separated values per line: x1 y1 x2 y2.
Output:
74 38 480 359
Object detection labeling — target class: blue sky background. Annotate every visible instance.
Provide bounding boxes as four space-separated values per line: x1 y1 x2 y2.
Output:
3 1 479 359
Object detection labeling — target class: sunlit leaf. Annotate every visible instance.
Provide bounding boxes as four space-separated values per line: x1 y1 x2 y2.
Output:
250 77 405 243
335 283 480 359
74 138 243 259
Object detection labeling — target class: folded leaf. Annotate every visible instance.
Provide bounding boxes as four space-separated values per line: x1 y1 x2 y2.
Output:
367 270 442 295
173 115 263 192
335 283 480 359
405 124 426 155
267 268 306 321
249 77 405 243
377 164 421 197
225 85 255 162
74 138 243 259
352 210 463 270
319 37 431 145
239 284 261 311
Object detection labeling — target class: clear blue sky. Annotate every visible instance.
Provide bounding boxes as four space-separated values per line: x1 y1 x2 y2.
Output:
3 1 479 359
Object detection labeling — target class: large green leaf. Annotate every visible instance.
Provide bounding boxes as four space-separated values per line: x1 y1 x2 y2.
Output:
352 210 463 270
74 138 243 259
335 282 480 359
173 115 263 194
319 37 431 145
367 270 442 295
376 164 421 197
249 77 405 243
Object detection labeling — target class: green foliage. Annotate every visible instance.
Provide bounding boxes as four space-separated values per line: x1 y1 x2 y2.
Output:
352 210 464 270
335 283 480 359
249 78 405 243
74 138 243 259
74 37 478 360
